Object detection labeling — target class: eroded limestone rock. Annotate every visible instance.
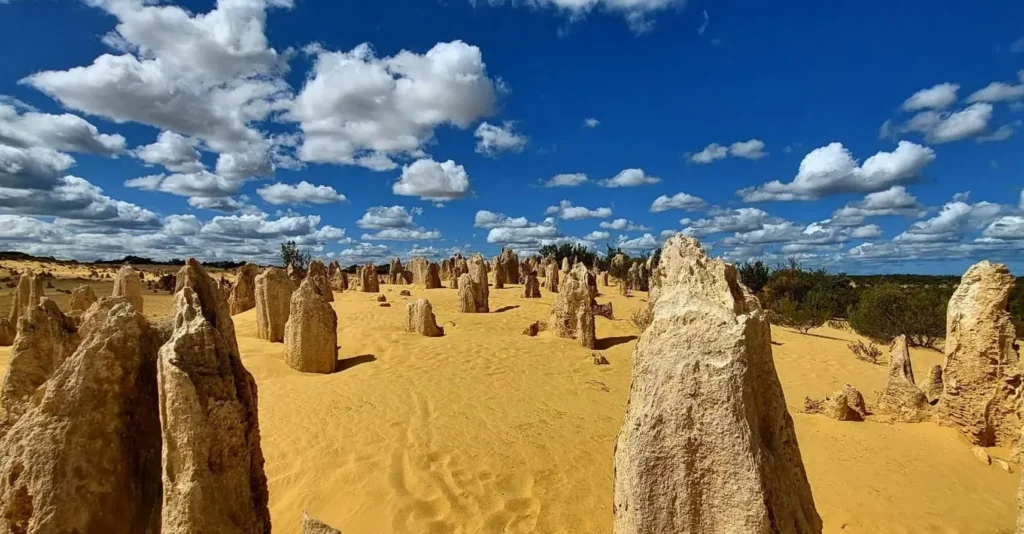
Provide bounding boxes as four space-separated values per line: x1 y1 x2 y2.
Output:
405 299 444 337
939 261 1020 446
457 274 477 313
0 298 80 430
359 263 379 293
255 267 294 343
307 260 334 302
523 271 541 298
544 262 559 293
7 271 44 326
922 365 944 404
112 265 144 313
229 263 260 315
500 248 520 285
494 260 506 289
70 284 98 312
549 263 595 349
284 278 338 374
613 235 821 534
160 259 271 533
303 511 343 534
0 297 163 533
876 335 930 422
424 262 442 289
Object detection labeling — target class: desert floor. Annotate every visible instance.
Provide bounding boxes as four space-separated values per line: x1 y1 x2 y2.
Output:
0 269 1017 533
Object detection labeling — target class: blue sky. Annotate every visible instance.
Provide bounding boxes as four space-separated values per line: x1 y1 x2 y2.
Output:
0 0 1021 274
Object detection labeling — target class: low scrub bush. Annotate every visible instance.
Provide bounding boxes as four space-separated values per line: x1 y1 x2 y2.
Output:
768 290 833 334
627 307 653 332
848 283 948 349
847 340 883 365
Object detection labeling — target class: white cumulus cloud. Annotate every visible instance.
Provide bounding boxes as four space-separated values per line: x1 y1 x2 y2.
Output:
393 158 470 202
474 121 528 156
598 168 660 187
257 181 348 205
737 141 936 201
545 200 612 220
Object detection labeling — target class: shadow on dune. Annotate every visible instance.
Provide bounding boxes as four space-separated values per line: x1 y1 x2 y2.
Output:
336 354 377 373
595 335 638 350
492 305 520 314
802 332 847 342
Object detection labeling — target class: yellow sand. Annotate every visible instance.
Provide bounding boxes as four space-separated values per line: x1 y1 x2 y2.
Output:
0 266 1017 533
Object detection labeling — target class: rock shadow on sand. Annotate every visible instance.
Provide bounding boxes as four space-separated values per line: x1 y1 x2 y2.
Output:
595 335 638 350
492 305 520 313
336 354 377 373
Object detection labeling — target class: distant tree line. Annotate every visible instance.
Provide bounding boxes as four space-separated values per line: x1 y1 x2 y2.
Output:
739 259 1024 344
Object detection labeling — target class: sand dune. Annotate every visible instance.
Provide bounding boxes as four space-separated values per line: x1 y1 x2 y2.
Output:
0 277 1016 533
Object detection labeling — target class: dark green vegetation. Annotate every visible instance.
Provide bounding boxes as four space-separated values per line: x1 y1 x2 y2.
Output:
739 259 1024 343
280 241 311 273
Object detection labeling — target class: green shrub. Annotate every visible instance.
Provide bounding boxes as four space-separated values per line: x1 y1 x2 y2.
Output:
847 340 883 365
627 306 652 332
769 290 833 334
848 283 949 349
280 240 311 272
738 260 770 294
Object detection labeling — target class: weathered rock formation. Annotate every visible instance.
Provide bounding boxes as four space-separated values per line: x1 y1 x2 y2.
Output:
157 273 177 292
405 299 444 337
561 257 570 273
457 274 477 313
424 262 442 289
1 298 80 429
303 511 343 534
218 276 233 303
255 267 295 343
613 235 821 534
522 321 545 337
284 278 338 374
160 259 271 533
0 320 11 347
499 247 520 284
610 253 627 280
70 284 98 313
523 271 541 298
922 365 944 404
600 271 609 287
8 271 44 326
328 260 341 278
330 271 348 292
939 261 1020 446
626 263 641 292
408 257 430 286
593 301 614 319
359 263 379 293
544 262 559 293
0 297 163 533
467 254 490 312
112 265 144 312
229 263 260 315
876 335 930 422
549 263 595 349
450 254 469 289
494 259 506 289
440 258 453 281
388 257 411 285
307 260 334 302
811 384 867 422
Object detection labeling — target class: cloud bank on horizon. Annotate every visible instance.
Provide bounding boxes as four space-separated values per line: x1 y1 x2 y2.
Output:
0 0 1021 274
